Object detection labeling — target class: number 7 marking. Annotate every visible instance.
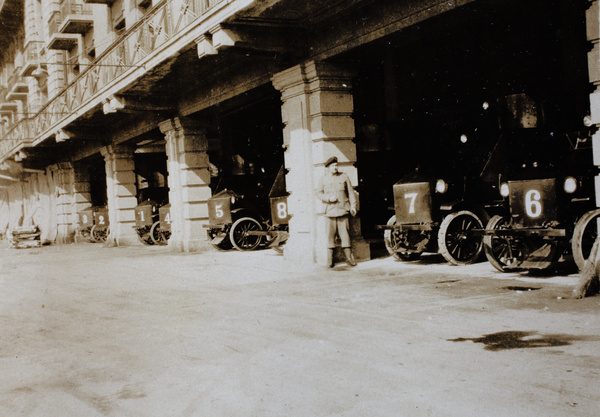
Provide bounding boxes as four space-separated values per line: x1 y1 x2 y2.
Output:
405 193 418 214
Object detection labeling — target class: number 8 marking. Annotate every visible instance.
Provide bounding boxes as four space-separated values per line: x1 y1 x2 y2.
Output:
277 202 288 219
525 189 542 218
405 193 418 214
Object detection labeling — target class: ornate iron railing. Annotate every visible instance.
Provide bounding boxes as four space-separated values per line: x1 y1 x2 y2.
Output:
1 0 228 158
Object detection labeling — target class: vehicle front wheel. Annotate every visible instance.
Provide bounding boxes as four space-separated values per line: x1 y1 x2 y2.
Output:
230 217 263 251
437 210 484 265
90 225 109 243
571 209 600 271
383 215 422 261
483 215 527 272
150 221 170 246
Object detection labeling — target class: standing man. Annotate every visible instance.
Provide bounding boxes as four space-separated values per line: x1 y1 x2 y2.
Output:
316 156 358 268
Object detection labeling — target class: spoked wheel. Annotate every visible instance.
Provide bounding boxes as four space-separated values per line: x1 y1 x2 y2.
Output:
230 217 263 251
150 221 170 246
383 215 424 261
483 215 527 272
438 210 484 265
571 209 600 271
136 226 154 245
90 225 109 243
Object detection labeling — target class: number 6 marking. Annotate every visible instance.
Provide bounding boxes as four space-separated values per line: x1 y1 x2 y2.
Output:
525 189 542 218
405 193 418 214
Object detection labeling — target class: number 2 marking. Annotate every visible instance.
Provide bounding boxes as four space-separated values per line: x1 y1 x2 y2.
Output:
405 193 418 214
525 189 542 218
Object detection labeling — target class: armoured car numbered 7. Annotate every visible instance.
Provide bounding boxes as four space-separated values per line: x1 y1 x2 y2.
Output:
378 98 502 265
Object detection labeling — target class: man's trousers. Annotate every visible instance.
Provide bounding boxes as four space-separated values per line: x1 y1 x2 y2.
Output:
325 215 351 248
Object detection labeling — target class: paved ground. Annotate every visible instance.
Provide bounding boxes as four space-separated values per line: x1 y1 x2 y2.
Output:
0 241 599 417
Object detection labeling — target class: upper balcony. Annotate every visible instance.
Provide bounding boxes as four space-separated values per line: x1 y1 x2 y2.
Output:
3 0 236 160
6 67 28 101
20 41 47 78
47 0 94 50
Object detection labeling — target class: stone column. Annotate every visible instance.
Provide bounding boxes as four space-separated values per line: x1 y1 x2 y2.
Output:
272 61 370 265
101 145 140 246
159 117 212 253
54 162 76 244
588 2 600 210
72 163 92 241
73 165 92 214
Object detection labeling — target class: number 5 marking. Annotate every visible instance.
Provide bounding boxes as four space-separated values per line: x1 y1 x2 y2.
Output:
525 189 542 218
405 193 418 214
215 204 223 218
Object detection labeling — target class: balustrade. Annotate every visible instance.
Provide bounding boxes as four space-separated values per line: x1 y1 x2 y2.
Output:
2 0 229 161
21 41 46 77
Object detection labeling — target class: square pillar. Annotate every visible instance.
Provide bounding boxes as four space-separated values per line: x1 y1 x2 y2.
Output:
159 117 212 253
588 1 600 219
272 61 370 266
72 163 92 241
101 145 140 246
53 162 76 244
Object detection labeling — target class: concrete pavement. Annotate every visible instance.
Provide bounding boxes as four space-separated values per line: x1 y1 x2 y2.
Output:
0 241 599 416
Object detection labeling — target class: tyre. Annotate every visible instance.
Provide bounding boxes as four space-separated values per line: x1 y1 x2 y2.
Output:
230 217 263 251
571 209 600 271
150 221 170 245
383 215 423 261
438 210 484 265
90 225 109 243
483 215 526 272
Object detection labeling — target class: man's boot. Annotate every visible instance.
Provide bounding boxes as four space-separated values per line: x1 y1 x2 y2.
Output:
343 248 357 267
327 248 335 268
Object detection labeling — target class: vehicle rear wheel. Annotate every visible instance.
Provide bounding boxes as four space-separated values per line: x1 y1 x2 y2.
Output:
230 217 263 251
483 215 526 272
150 221 169 245
571 209 600 271
438 210 484 265
383 215 422 261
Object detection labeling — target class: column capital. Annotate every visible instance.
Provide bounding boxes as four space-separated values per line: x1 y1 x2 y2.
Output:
56 161 74 171
272 61 356 95
100 144 135 158
159 117 208 136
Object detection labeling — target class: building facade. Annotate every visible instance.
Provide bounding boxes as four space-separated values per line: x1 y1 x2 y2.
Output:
1 0 599 265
